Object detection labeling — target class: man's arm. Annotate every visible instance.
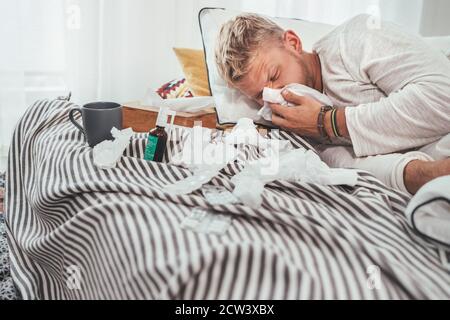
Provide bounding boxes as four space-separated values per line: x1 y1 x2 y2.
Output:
344 80 450 157
270 91 349 141
271 17 450 151
338 15 450 157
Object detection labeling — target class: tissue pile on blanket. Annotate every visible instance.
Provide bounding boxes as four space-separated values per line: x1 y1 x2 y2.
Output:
166 118 357 207
232 148 358 208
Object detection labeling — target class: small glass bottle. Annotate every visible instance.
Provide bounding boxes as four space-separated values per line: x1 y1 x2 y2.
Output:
144 108 176 162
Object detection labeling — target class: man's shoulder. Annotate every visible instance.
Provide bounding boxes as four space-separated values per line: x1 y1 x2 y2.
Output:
336 14 384 41
319 14 395 40
317 13 417 52
314 14 369 48
341 14 373 28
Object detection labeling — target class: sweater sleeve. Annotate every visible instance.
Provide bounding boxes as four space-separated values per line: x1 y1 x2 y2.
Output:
341 15 450 157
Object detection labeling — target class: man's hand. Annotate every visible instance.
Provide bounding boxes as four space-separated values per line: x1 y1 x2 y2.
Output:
269 90 322 138
269 90 350 139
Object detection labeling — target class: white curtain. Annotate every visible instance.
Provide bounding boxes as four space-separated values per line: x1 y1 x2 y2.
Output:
0 0 447 170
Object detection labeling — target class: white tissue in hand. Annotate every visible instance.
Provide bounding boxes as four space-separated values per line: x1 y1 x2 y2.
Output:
232 148 358 209
258 83 333 122
93 127 134 169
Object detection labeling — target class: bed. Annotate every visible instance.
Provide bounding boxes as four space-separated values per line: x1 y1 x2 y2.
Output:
5 99 450 299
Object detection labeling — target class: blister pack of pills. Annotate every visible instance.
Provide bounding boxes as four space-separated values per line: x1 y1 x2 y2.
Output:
201 185 239 206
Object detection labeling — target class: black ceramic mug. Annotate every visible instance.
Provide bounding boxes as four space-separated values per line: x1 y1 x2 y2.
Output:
69 102 122 147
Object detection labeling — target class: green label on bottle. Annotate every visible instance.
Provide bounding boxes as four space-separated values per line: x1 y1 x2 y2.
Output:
144 135 158 161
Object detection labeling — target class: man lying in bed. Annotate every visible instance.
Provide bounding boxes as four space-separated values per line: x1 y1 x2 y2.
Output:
215 13 450 195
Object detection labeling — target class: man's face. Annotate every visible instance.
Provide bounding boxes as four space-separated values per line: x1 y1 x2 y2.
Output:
235 33 313 106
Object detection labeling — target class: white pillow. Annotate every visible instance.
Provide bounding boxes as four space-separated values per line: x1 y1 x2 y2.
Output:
199 8 334 125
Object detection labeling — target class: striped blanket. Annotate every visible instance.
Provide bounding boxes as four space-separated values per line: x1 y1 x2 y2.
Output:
5 100 450 299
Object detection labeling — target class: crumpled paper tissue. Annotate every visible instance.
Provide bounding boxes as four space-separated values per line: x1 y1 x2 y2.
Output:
166 126 239 195
232 148 358 209
165 118 292 195
258 83 333 122
165 117 357 205
93 127 134 169
164 164 227 195
225 118 292 152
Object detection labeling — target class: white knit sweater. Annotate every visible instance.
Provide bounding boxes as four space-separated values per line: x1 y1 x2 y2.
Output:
313 14 450 157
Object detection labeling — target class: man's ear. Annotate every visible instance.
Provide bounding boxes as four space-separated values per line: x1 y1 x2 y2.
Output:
283 30 303 54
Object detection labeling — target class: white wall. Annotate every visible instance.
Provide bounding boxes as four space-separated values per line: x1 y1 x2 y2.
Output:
420 0 450 36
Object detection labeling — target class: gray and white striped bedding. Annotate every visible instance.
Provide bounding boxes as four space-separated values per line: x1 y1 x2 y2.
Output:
5 99 450 299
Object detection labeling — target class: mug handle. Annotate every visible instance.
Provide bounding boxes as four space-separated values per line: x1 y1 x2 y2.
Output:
69 108 85 136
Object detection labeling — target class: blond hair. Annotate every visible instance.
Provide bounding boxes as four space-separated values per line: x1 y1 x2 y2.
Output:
215 13 284 87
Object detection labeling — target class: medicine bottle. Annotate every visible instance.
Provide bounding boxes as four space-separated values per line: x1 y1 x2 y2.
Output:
144 108 176 162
